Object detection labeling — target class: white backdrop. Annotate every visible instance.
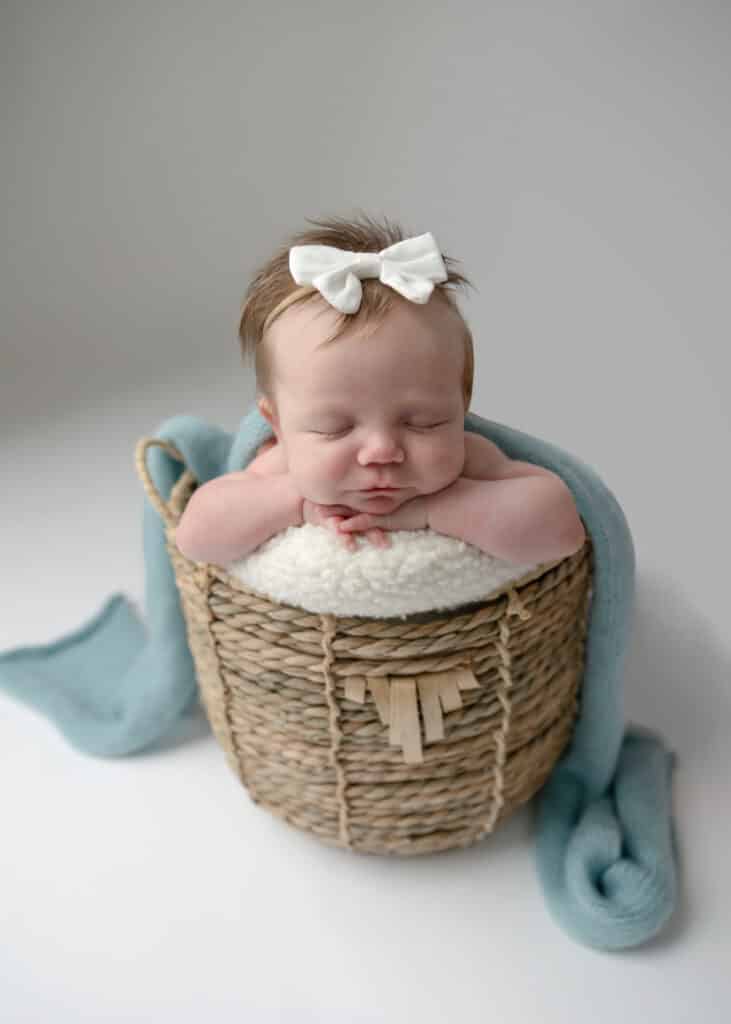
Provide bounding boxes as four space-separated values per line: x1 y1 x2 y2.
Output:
2 2 730 1021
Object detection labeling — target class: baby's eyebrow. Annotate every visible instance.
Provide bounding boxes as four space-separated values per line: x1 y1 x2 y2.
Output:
307 405 350 414
308 401 449 416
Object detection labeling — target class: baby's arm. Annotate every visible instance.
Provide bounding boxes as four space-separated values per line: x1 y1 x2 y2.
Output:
427 476 584 563
339 433 585 562
427 432 586 563
174 469 303 565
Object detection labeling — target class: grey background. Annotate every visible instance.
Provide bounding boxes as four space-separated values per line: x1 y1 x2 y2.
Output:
2 2 729 1021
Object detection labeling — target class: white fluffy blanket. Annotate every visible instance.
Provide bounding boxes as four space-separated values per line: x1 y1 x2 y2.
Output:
227 525 541 618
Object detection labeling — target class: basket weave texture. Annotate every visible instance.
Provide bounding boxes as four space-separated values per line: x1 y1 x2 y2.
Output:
136 439 593 857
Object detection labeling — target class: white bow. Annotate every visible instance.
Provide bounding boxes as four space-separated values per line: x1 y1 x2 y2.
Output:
288 232 448 314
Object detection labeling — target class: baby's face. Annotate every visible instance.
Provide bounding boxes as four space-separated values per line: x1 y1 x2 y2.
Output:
259 295 467 514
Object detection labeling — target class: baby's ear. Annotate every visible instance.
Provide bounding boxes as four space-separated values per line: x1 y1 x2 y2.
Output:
257 395 278 434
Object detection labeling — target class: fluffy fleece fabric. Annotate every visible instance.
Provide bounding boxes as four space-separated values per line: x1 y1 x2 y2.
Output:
227 524 539 618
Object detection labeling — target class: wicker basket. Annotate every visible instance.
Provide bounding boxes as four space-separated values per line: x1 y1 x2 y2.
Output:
136 438 594 856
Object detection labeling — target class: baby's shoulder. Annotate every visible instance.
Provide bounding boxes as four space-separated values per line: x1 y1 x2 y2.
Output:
463 430 555 482
246 437 288 478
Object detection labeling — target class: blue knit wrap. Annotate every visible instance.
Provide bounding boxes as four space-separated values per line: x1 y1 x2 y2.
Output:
0 406 679 951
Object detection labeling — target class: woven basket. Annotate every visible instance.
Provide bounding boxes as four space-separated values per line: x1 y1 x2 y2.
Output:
136 437 593 856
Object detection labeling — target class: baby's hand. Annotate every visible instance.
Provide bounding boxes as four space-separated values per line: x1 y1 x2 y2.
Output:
337 496 429 536
301 499 389 552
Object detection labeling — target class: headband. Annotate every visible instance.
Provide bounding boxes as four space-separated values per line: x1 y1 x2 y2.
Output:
262 232 448 334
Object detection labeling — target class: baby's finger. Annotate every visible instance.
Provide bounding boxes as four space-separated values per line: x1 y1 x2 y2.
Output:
338 514 374 533
323 516 356 550
321 504 355 517
366 528 390 548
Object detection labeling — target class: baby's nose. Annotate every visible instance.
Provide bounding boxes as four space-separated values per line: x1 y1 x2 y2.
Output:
357 434 404 464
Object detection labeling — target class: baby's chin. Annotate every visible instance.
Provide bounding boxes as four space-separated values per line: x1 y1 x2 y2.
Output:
347 491 411 513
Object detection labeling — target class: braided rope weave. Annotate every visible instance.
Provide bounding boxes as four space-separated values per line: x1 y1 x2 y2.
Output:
137 440 593 856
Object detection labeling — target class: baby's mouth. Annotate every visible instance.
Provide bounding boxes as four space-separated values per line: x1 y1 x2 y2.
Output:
360 490 404 506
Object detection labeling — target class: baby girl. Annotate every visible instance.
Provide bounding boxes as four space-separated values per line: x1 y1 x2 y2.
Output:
175 215 586 566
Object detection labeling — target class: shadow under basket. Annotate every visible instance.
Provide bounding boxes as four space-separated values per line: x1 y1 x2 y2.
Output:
136 438 594 857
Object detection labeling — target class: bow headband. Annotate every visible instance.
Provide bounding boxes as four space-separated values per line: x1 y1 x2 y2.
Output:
262 232 448 332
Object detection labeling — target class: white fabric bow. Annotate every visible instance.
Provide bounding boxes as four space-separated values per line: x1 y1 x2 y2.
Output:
288 232 448 314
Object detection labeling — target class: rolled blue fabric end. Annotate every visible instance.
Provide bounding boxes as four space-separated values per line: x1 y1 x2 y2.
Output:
534 727 678 951
0 594 198 758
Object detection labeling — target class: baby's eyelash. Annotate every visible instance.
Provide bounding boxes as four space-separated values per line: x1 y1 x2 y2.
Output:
406 421 451 431
313 422 448 438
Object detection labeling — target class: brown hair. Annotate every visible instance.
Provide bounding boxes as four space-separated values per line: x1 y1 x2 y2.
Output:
238 212 476 410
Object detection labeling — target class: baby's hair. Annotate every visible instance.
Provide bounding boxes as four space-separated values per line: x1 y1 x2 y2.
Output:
238 211 476 409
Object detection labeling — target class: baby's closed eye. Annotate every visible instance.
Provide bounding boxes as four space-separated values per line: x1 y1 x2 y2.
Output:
311 421 450 438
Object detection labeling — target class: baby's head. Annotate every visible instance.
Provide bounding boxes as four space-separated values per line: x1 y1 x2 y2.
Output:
239 214 475 513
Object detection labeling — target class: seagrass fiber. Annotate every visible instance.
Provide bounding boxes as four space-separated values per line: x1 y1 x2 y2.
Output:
140 447 593 857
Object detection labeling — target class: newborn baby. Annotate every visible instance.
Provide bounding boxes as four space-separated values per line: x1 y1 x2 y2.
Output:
175 217 585 567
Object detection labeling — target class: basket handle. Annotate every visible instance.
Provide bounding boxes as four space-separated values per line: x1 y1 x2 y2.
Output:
134 437 189 529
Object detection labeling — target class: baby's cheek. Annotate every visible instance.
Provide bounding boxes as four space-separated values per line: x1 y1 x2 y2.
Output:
428 439 465 478
296 449 345 500
319 449 351 481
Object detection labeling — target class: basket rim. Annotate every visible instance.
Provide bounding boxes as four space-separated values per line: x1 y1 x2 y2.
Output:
166 467 591 623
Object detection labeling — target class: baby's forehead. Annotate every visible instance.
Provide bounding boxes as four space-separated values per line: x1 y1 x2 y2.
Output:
272 290 459 340
265 294 466 408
